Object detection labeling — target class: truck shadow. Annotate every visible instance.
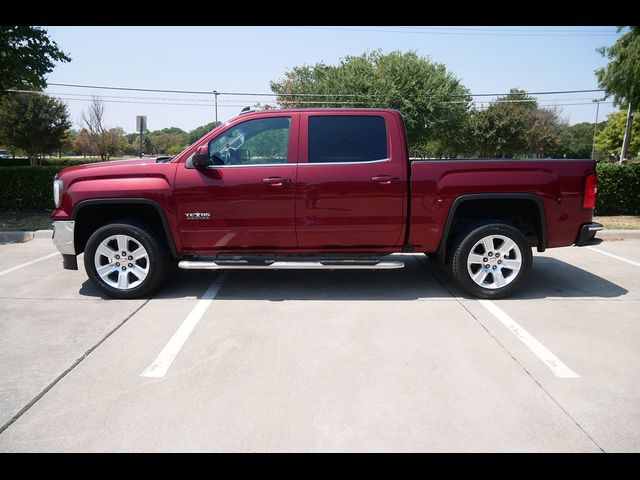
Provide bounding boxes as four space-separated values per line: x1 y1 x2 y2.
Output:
78 254 628 301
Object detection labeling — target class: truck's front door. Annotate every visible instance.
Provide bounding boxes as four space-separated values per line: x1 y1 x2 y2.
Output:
174 113 299 251
295 112 406 249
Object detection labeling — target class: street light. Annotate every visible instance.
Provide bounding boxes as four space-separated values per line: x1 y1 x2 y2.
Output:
591 98 605 160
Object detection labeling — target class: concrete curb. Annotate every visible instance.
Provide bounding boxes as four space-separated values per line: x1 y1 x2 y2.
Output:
598 229 640 240
0 230 52 244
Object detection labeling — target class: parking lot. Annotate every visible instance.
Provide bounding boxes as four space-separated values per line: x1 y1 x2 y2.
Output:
0 233 639 452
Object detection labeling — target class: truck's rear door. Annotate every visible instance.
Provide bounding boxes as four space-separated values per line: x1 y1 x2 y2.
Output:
294 111 406 249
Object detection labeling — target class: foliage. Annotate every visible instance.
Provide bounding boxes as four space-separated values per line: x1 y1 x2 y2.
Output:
0 26 70 96
187 122 221 144
0 93 71 165
596 27 640 110
468 89 538 158
555 122 601 159
595 163 640 215
270 50 472 156
595 110 640 160
0 166 61 210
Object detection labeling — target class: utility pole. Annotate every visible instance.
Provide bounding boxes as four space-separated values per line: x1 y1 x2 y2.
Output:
213 90 219 124
591 98 605 160
620 103 634 164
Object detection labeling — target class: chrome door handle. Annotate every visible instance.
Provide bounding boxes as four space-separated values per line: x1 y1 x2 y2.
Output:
263 177 291 187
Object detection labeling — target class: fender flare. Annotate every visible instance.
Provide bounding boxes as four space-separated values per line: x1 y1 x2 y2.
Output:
436 193 547 258
71 198 177 257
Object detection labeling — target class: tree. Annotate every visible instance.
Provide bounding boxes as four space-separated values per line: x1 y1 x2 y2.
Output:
468 89 538 158
74 129 94 158
595 110 640 161
527 108 566 158
555 122 601 159
0 26 71 96
0 92 71 165
596 27 640 160
270 50 472 156
188 122 221 144
81 96 126 161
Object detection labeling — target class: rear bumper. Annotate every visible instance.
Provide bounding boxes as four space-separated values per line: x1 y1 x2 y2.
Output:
575 222 603 246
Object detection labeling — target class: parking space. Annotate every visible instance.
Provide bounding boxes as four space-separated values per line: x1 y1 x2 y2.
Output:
0 236 639 451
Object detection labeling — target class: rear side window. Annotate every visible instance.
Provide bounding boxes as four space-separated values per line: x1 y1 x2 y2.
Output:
308 115 388 163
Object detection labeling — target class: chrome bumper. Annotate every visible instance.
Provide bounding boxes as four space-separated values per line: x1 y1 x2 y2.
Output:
52 220 76 255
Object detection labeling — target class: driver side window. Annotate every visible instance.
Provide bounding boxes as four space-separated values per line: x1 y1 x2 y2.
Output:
208 117 291 166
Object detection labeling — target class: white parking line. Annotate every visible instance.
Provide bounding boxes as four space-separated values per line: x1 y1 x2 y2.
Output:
141 273 227 378
478 299 580 379
587 247 640 268
0 252 59 277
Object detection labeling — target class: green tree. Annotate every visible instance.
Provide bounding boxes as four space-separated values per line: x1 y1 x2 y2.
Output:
596 27 640 158
595 110 640 161
0 93 71 165
188 122 221 144
555 122 602 159
0 26 71 96
528 108 566 158
270 50 472 156
468 89 538 158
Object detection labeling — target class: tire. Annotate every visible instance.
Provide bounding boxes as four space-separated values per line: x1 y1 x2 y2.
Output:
450 222 532 299
84 220 171 299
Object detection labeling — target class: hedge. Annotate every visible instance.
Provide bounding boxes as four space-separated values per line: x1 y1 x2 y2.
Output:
0 157 102 167
0 162 638 214
595 163 640 216
0 166 62 210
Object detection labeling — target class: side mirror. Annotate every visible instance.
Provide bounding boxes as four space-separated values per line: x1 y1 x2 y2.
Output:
192 145 211 169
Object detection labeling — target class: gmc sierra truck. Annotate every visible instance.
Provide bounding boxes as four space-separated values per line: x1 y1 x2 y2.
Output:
51 108 602 299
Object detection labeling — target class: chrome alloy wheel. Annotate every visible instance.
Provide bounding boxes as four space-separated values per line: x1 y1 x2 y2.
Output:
93 234 149 290
466 234 522 289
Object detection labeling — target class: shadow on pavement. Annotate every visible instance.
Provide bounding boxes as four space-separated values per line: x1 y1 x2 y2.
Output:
78 254 628 301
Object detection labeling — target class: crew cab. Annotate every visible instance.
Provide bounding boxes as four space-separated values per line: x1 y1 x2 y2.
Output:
51 108 602 299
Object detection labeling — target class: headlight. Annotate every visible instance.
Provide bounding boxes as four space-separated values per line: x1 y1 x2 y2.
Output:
53 179 64 208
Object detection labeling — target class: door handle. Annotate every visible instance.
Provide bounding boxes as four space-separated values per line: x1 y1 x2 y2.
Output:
263 176 291 187
371 175 397 185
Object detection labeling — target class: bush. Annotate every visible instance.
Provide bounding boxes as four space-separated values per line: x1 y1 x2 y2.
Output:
595 163 640 216
0 157 122 168
0 166 62 210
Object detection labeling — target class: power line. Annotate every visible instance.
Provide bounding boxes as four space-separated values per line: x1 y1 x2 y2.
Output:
293 26 619 37
44 82 606 99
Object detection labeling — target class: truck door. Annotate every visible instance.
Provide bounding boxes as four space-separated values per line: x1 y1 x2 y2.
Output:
295 112 406 249
174 113 299 251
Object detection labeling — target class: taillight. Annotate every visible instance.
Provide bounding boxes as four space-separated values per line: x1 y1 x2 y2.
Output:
583 173 597 209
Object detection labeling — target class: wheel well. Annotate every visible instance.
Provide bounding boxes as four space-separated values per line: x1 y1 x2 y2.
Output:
73 203 175 256
443 198 544 260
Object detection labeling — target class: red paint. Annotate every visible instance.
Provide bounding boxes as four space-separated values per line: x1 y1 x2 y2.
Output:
51 108 597 257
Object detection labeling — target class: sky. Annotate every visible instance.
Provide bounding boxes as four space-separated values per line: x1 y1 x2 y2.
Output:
42 26 624 134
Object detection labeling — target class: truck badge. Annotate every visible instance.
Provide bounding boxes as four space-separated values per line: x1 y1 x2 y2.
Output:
185 212 211 220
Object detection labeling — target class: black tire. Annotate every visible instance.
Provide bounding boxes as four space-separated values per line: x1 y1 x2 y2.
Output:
84 220 171 299
450 222 532 299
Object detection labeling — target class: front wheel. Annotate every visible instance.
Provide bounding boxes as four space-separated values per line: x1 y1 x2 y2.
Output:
450 223 532 299
84 221 171 299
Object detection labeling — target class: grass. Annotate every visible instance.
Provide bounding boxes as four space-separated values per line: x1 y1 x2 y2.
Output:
0 210 52 231
593 215 640 230
2 210 639 232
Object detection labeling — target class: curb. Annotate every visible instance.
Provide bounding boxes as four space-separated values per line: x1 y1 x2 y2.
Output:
0 230 51 244
598 229 640 240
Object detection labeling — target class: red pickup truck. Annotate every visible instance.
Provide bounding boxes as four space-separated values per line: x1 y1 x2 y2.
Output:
51 108 602 299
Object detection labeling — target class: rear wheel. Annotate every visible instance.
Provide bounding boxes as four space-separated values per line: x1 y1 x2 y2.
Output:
450 223 532 299
84 221 171 299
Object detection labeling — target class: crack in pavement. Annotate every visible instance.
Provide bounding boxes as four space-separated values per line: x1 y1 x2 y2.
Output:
0 298 152 436
415 255 606 453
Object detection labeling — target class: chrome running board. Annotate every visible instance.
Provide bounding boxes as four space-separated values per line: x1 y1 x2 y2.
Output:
178 260 405 270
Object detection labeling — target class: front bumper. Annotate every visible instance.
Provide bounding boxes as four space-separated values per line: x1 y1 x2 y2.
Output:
52 221 78 270
575 222 603 246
